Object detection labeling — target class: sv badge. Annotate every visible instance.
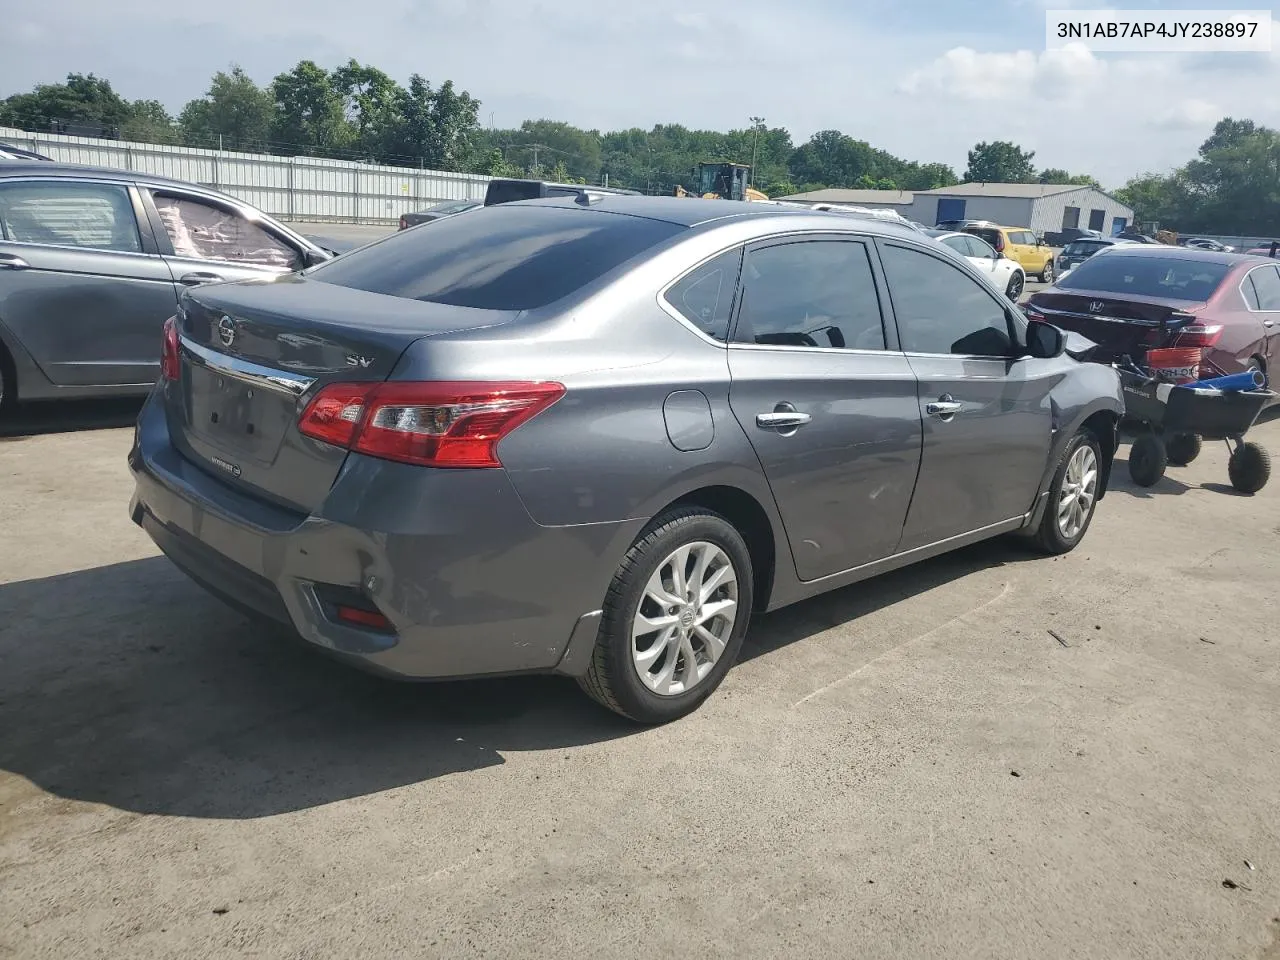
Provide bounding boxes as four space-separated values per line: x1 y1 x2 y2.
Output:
346 354 373 368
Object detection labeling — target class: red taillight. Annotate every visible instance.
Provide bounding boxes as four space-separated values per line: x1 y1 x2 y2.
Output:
1172 323 1224 348
298 381 566 468
399 217 407 230
297 383 378 447
161 316 180 381
335 605 392 630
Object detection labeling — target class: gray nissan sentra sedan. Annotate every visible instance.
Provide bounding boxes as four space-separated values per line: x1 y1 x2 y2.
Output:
129 194 1123 723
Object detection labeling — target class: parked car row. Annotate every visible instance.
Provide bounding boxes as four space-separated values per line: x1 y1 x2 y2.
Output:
935 219 1057 284
923 228 1026 300
0 161 335 410
1025 244 1279 382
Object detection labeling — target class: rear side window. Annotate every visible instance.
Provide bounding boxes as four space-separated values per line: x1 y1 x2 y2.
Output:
1057 255 1231 301
0 180 141 252
310 205 684 310
664 247 742 341
732 240 885 351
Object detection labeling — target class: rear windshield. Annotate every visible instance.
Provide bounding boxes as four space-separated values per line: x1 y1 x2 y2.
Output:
1056 254 1231 300
1063 240 1107 256
309 204 684 310
967 227 1002 248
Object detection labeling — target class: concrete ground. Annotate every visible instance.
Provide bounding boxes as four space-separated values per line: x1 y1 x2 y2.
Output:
2 404 1278 960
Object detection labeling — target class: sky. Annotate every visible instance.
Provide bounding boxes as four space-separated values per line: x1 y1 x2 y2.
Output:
2 0 1279 188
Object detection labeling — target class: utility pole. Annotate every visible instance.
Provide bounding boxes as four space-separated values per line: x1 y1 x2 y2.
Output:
749 117 765 187
532 144 539 176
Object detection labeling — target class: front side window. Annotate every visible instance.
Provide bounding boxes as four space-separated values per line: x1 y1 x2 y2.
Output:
732 240 886 351
0 180 141 253
968 235 998 259
153 193 301 270
663 247 742 341
939 235 970 257
1248 264 1280 310
880 244 1014 356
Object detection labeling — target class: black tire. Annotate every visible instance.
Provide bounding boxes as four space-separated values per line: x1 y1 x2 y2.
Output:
1228 441 1271 494
1166 432 1202 467
1039 259 1055 283
578 507 754 724
1031 429 1103 555
1006 271 1025 301
1128 433 1167 487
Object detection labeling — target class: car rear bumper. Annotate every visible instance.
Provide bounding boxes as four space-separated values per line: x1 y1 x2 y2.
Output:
128 389 638 680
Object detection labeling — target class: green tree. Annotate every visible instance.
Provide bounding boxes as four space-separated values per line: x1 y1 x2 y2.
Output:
0 73 132 134
270 60 353 156
964 141 1036 183
1038 168 1101 188
121 99 177 144
331 59 403 160
178 66 274 151
378 76 480 170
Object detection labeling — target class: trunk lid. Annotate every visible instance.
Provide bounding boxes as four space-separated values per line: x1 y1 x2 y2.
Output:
1025 289 1205 361
168 274 516 514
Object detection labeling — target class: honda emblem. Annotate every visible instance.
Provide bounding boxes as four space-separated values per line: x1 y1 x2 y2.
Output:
1088 301 1104 313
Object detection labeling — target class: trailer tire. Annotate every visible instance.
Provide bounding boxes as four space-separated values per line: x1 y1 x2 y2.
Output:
1128 433 1166 487
1228 441 1270 495
1165 432 1202 467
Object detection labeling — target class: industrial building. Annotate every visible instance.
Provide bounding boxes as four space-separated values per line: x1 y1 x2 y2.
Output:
907 183 1135 240
777 188 915 212
780 182 1136 242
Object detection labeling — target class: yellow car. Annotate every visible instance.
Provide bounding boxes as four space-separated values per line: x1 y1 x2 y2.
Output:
960 221 1057 283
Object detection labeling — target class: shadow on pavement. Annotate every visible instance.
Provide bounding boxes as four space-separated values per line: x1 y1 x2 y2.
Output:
0 397 143 439
0 536 1034 820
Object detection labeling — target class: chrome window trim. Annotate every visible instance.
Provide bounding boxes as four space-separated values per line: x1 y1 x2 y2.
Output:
179 335 316 397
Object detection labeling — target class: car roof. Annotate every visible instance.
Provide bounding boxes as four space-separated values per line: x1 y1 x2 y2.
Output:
1090 244 1257 266
0 159 233 194
509 194 928 239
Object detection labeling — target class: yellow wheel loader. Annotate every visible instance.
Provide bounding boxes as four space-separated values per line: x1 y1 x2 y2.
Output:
674 162 768 201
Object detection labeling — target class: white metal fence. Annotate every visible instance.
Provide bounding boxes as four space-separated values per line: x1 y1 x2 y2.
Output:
0 125 492 225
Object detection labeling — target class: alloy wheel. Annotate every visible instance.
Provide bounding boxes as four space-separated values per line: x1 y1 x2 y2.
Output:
1058 443 1098 540
631 541 739 697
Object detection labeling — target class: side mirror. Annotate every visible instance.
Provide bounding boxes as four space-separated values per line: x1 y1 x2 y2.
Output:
1025 319 1066 359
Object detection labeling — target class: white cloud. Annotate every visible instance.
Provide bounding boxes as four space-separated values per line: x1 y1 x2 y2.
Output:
4 0 1280 189
1151 98 1222 130
900 42 1106 101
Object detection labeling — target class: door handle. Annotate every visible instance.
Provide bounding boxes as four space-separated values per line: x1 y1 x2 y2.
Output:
756 411 812 429
926 398 964 417
179 271 224 285
0 253 30 270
